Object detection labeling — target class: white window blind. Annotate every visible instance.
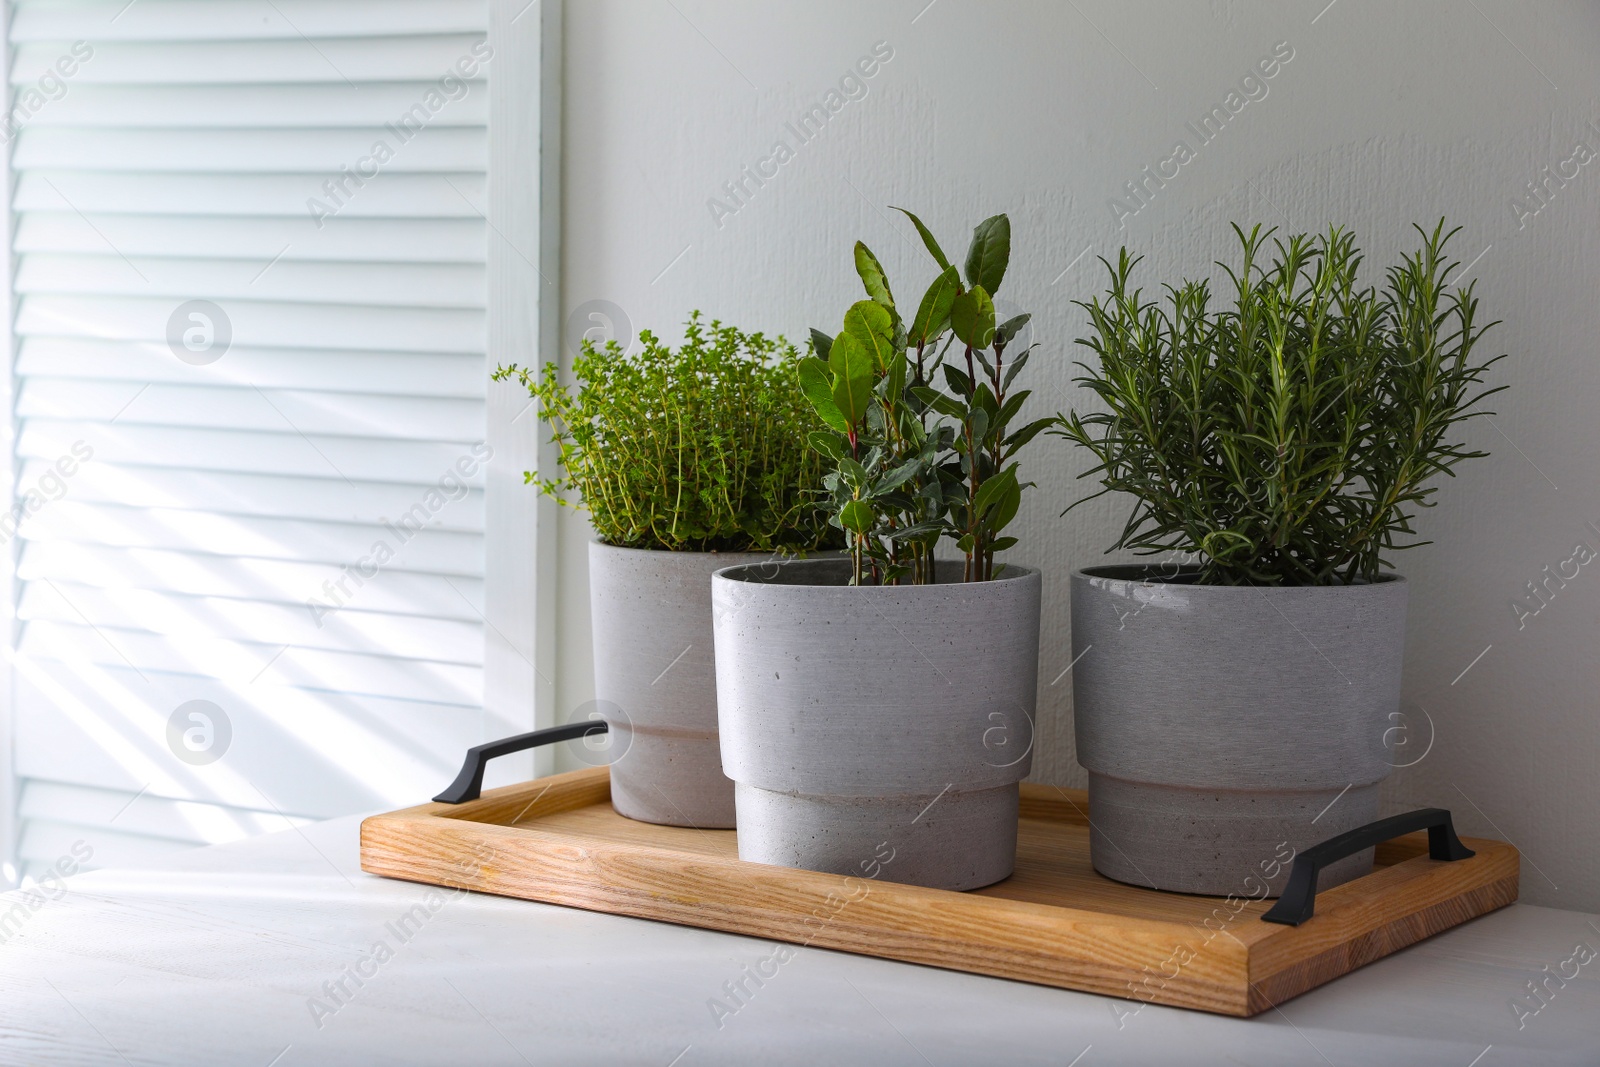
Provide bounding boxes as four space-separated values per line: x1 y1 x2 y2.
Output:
4 0 504 879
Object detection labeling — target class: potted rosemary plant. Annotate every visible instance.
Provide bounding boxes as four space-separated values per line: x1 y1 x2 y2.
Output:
495 313 835 828
1054 223 1505 895
713 212 1052 890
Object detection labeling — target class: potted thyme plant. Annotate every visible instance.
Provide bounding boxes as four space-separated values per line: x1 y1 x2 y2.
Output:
495 313 835 829
1054 223 1505 895
713 212 1053 890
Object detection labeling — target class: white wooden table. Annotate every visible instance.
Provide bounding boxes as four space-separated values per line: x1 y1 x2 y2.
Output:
0 813 1595 1066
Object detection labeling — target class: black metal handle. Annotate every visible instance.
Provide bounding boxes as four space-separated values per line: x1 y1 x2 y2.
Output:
1261 808 1474 926
433 721 610 804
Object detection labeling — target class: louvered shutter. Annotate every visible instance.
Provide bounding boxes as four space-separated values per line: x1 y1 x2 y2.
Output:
5 0 506 879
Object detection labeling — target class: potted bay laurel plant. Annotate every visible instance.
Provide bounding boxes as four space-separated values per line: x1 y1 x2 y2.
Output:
713 212 1052 890
1054 222 1505 895
495 312 836 828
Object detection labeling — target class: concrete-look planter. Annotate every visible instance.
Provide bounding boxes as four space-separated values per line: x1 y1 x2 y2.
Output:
713 559 1041 891
1071 565 1408 897
590 542 772 828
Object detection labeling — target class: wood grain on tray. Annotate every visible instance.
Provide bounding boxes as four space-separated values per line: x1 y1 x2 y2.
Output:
360 766 1518 1017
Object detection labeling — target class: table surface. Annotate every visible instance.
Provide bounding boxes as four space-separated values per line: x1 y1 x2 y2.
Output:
0 812 1596 1067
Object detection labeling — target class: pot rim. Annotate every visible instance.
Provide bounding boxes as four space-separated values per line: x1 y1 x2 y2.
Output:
714 557 1039 587
1073 563 1405 589
590 540 825 559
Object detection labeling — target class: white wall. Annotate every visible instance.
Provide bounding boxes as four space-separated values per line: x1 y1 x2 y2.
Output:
550 0 1600 908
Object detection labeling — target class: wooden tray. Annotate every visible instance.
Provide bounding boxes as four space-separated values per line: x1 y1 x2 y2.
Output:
359 766 1519 1017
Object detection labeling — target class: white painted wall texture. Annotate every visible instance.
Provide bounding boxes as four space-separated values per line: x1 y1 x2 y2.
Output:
542 1 1600 909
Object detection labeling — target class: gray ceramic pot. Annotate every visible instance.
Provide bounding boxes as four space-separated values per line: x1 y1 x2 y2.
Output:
590 542 773 828
713 558 1041 891
1071 565 1408 896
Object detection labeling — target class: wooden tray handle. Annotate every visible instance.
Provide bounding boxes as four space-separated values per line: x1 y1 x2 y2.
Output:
1262 808 1476 926
433 722 611 804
